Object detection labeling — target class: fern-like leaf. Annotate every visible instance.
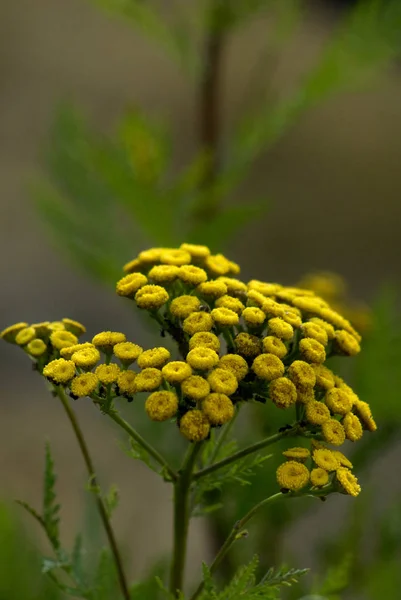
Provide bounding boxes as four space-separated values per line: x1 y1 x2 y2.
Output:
43 442 61 549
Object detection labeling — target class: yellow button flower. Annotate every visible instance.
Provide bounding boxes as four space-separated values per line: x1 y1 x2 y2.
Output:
248 280 282 296
186 347 219 371
31 322 51 337
148 264 180 283
137 347 171 369
62 318 86 336
296 388 315 404
353 400 377 432
276 461 309 491
204 254 232 276
269 377 297 409
43 358 76 384
319 308 361 342
334 329 361 356
61 343 96 359
180 410 210 441
343 413 363 442
15 327 36 346
183 312 213 335
117 370 137 395
138 248 166 263
293 296 328 313
336 468 361 497
281 310 302 328
211 307 239 327
162 361 193 384
207 368 238 395
113 342 143 365
332 450 353 469
308 317 335 340
305 401 331 425
218 354 248 381
48 321 65 332
92 331 126 352
215 295 244 315
189 332 220 353
50 330 79 350
123 257 141 273
234 332 262 357
197 280 228 298
252 353 284 381
160 249 191 266
321 419 346 446
116 273 148 297
301 322 328 346
135 285 169 310
1 322 29 343
299 338 326 364
325 388 353 415
312 364 335 390
312 448 339 471
287 360 316 390
262 336 287 359
70 373 98 398
247 289 268 308
202 393 234 425
145 391 178 421
181 375 210 400
134 368 162 392
180 243 210 258
26 339 47 357
95 363 120 385
242 307 266 327
268 317 294 341
282 447 310 462
170 295 201 319
261 298 285 317
310 468 329 487
178 265 208 286
217 277 247 294
72 347 101 369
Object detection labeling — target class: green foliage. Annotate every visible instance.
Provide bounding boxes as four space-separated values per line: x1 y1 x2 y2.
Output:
43 442 61 549
314 553 352 600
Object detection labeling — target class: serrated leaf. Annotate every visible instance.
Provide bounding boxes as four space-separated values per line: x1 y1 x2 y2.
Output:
43 442 61 550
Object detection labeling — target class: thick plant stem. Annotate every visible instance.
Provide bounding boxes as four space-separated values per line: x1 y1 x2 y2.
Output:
56 387 130 600
170 443 204 597
190 493 285 600
193 425 299 481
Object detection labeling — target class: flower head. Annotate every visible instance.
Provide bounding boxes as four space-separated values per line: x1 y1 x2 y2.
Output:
262 336 287 359
70 373 98 397
180 410 210 441
43 359 76 384
137 347 171 369
287 360 316 390
26 338 47 357
310 468 329 487
305 401 331 425
148 265 180 283
204 254 233 276
31 322 51 337
312 448 339 471
252 353 284 381
301 322 328 346
134 368 162 392
1 322 29 343
202 393 234 425
15 327 36 346
242 307 266 327
218 354 248 381
62 318 86 336
321 419 346 446
183 312 213 335
197 280 228 298
217 277 247 295
215 295 244 315
343 412 363 442
181 375 210 400
162 361 192 384
160 249 191 266
186 347 219 371
336 468 361 497
334 330 361 356
269 377 297 409
95 363 120 385
308 317 335 339
135 285 169 309
189 332 220 353
207 368 238 395
92 332 126 352
116 273 148 297
282 447 310 462
312 364 335 390
178 265 207 286
353 400 377 432
211 307 239 327
299 338 326 363
113 342 143 365
268 317 294 341
72 347 101 369
248 280 282 296
234 332 262 357
170 295 201 319
145 391 178 421
123 258 142 273
50 330 79 350
180 243 210 258
117 370 137 395
276 461 310 491
332 450 353 469
325 388 353 415
60 343 96 359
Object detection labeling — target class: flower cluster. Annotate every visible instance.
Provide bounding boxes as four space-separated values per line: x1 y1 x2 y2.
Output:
2 243 377 497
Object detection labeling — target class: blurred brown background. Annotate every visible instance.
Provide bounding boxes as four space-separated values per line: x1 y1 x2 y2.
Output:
1 0 401 586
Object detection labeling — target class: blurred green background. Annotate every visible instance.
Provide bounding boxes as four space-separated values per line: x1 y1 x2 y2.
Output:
1 0 401 598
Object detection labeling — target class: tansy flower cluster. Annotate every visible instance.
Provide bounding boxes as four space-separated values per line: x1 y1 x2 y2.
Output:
2 243 377 498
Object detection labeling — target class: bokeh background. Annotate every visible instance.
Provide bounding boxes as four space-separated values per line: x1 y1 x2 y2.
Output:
1 0 401 598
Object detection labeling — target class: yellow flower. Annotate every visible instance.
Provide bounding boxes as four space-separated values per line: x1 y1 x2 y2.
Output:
261 298 285 317
234 332 262 357
321 419 346 446
308 317 335 340
61 343 96 359
43 359 76 384
215 295 244 315
26 339 47 357
211 307 239 327
15 327 36 346
123 258 142 273
117 370 137 395
252 353 284 381
242 307 266 327
160 248 191 266
138 248 166 263
178 265 208 286
145 391 178 421
336 468 361 497
281 310 302 328
162 361 193 384
269 377 297 409
305 401 331 425
113 342 143 365
189 332 220 353
135 285 169 309
180 409 210 441
148 264 180 283
70 373 98 397
332 450 353 469
207 368 238 395
92 332 126 352
268 317 294 341
204 254 232 276
181 375 210 400
262 336 287 359
287 360 316 390
180 243 210 259
186 347 219 371
197 280 228 298
276 461 309 491
325 388 353 415
227 260 240 275
319 308 361 342
312 364 335 390
183 312 213 335
297 388 315 404
343 413 363 442
95 363 120 385
133 368 162 392
299 338 326 364
71 347 101 369
301 322 328 346
170 295 201 319
62 318 86 336
116 273 148 297
217 277 247 294
353 400 377 432
202 393 234 425
282 447 310 462
248 280 282 296
137 347 171 369
292 296 328 313
31 322 51 337
218 354 248 381
247 289 268 308
48 321 66 332
334 330 361 356
50 330 79 351
310 468 329 487
312 448 339 471
1 322 29 343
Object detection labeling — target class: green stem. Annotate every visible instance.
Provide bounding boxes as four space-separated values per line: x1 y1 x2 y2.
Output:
170 442 204 597
208 404 241 467
190 493 285 600
193 425 299 481
106 409 178 483
55 387 130 600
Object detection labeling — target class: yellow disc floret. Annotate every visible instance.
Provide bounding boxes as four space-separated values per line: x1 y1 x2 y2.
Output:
282 447 310 462
252 353 285 381
336 468 361 497
72 347 101 369
305 401 331 425
180 410 210 441
15 327 36 346
1 322 29 343
70 373 98 397
95 363 120 385
308 317 335 340
181 375 210 400
234 332 262 358
92 332 126 352
113 342 143 365
242 307 266 327
180 243 210 258
189 332 220 353
334 330 361 356
197 280 228 298
116 273 148 297
160 248 191 266
183 312 213 335
207 368 238 395
117 370 137 395
148 264 180 283
178 265 208 286
170 295 201 319
145 391 178 421
215 295 244 315
287 360 316 390
262 336 287 359
321 419 346 446
218 354 248 381
62 318 86 336
60 343 96 359
312 364 335 390
343 413 363 442
162 361 193 384
135 285 169 309
43 359 76 384
137 347 171 369
211 307 239 327
217 277 247 294
134 368 162 392
202 393 234 425
26 339 47 357
269 377 297 409
276 461 310 491
325 388 353 415
299 338 326 363
312 448 339 471
204 254 232 276
301 322 328 346
268 317 294 341
50 330 79 350
353 400 377 432
310 468 329 487
186 347 219 371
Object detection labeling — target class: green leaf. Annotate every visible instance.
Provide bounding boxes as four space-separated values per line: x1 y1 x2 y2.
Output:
103 484 119 518
43 442 61 550
92 548 119 600
15 500 46 530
